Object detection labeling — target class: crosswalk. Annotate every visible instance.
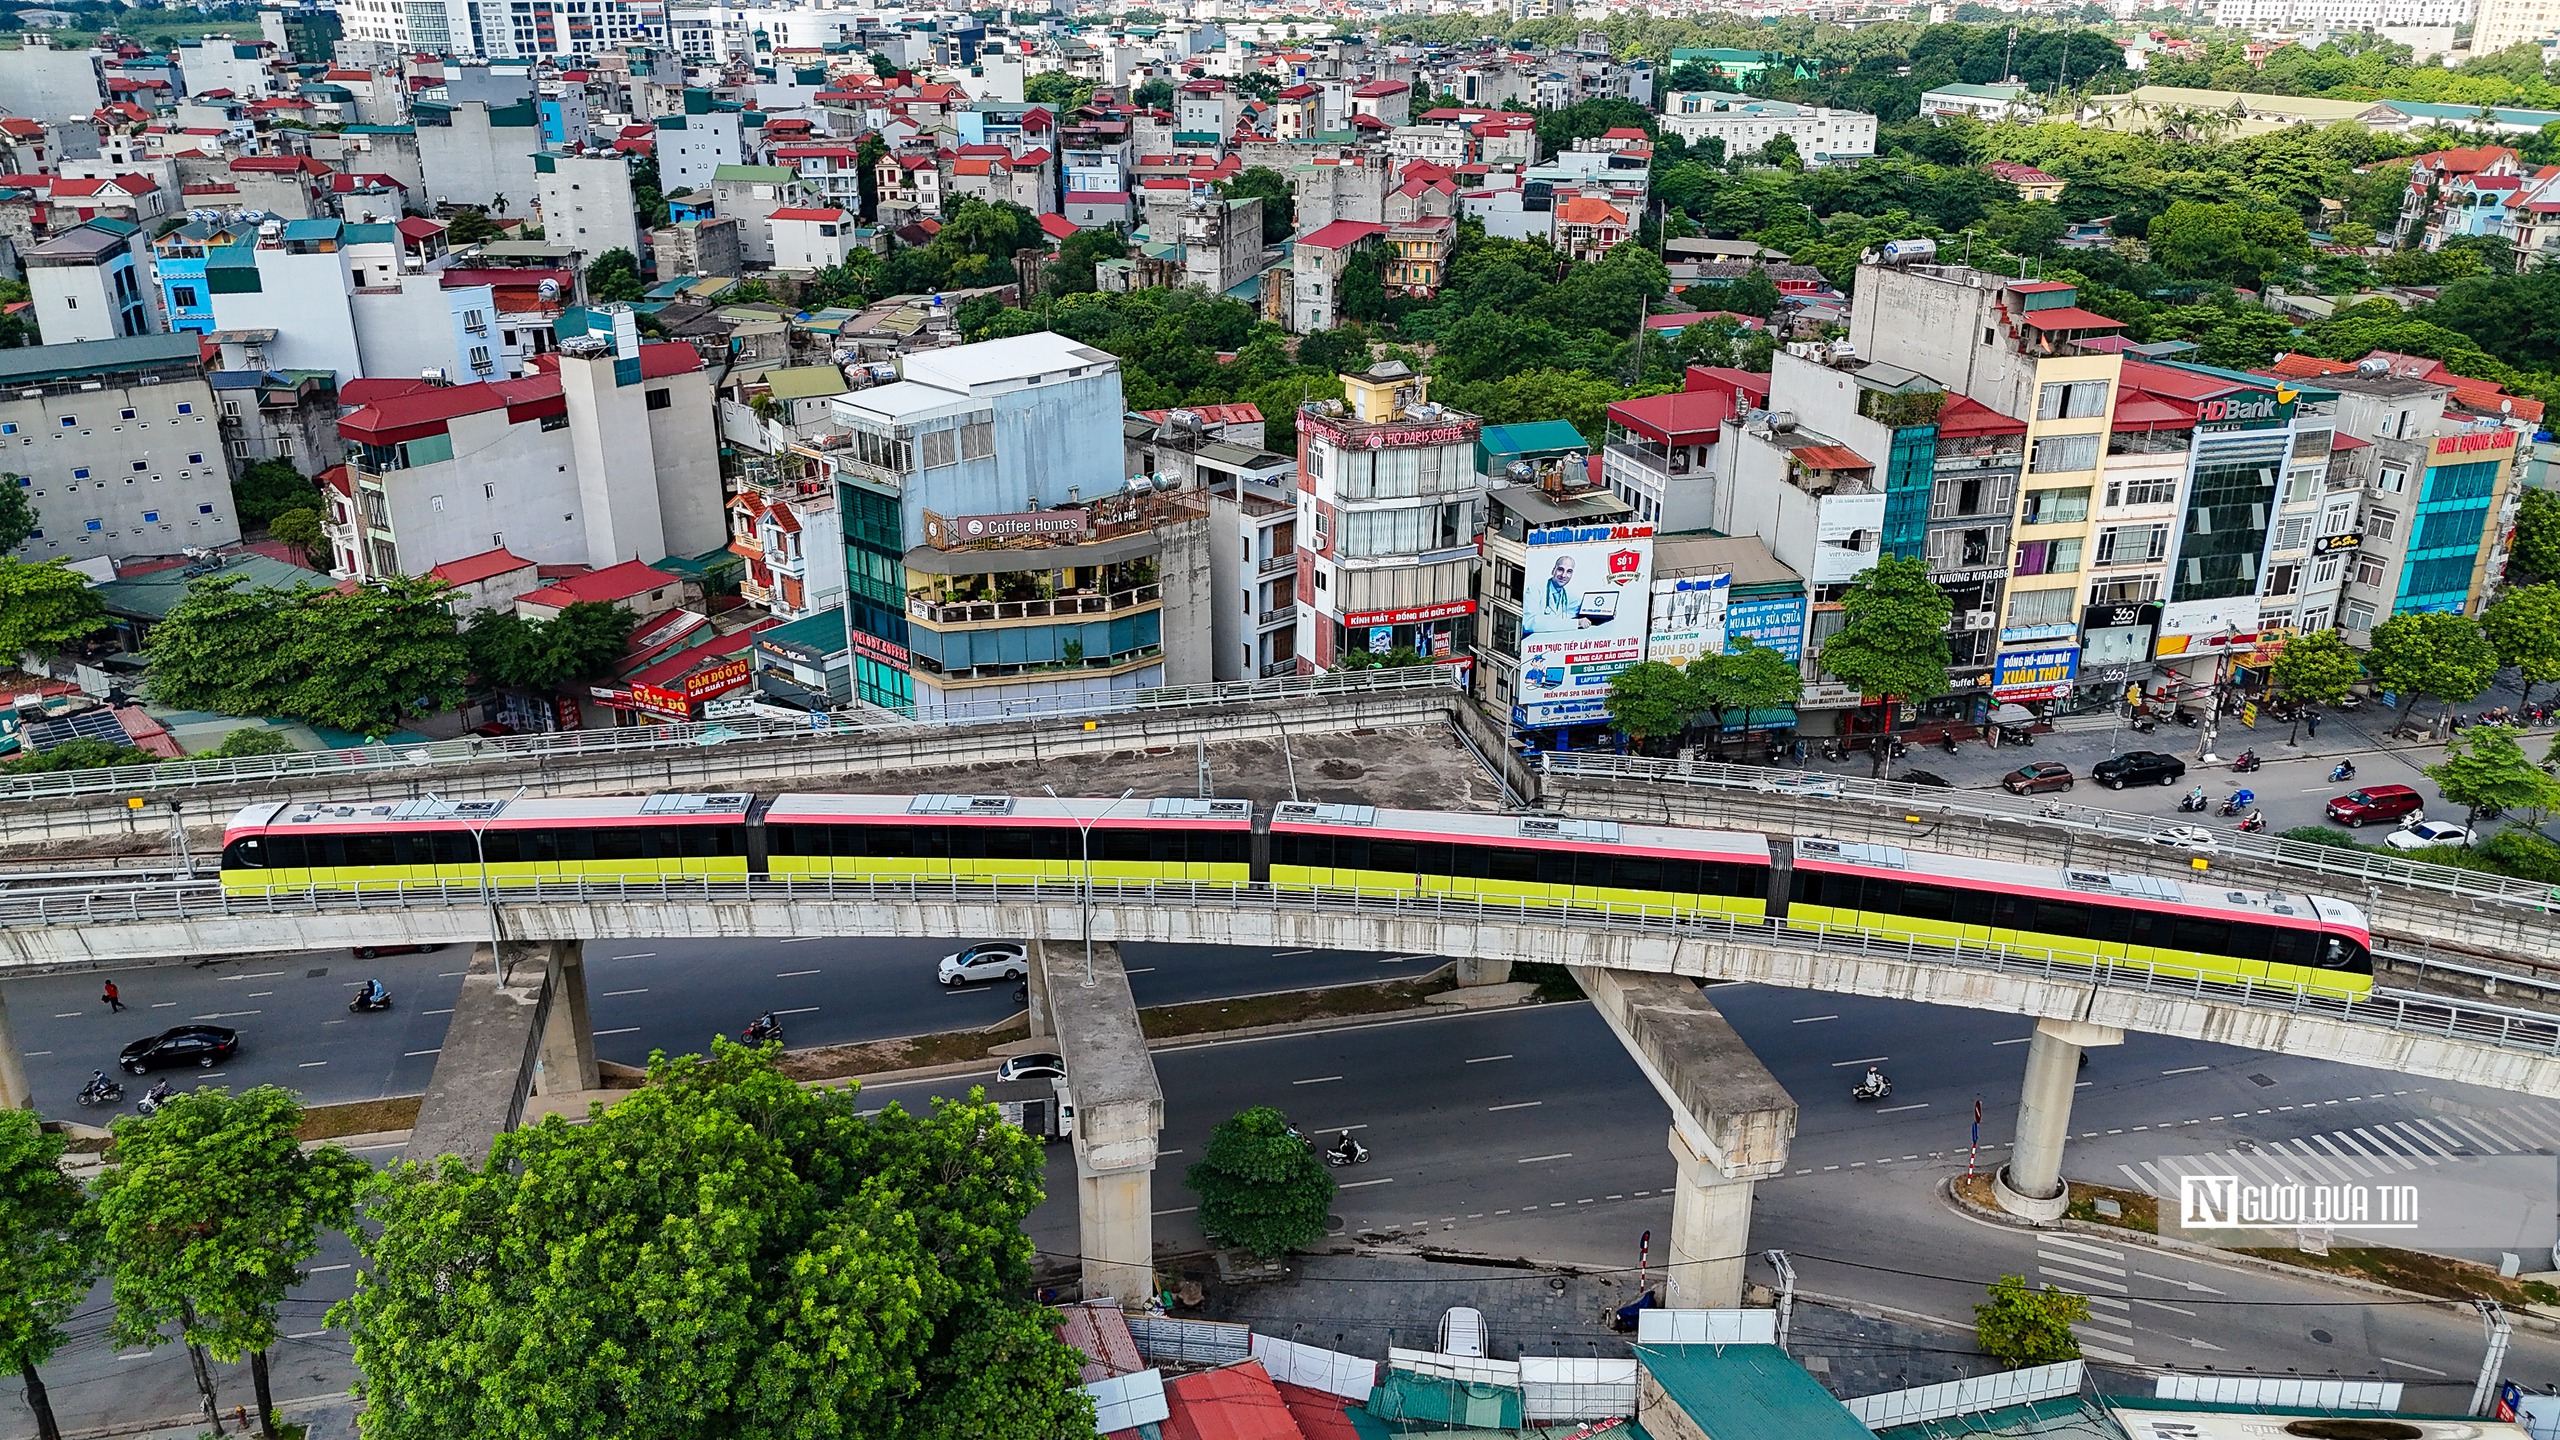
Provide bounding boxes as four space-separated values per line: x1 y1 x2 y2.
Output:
2111 1105 2560 1199
2032 1233 2142 1366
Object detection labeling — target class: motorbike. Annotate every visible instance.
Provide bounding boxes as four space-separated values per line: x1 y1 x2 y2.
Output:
2218 797 2249 818
136 1086 174 1117
76 1077 123 1107
1888 736 1909 760
2330 761 2356 783
743 1015 783 1045
1851 1075 1893 1103
1325 1137 1371 1167
2237 812 2268 833
1996 724 2036 747
349 987 392 1013
2177 790 2209 814
1940 731 1962 755
2231 751 2262 773
2130 714 2157 735
1821 738 1849 763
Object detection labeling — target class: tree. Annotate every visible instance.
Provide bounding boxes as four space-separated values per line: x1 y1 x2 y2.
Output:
1719 266 1784 320
204 727 294 758
1690 641 1803 757
630 155 670 230
1186 1106 1336 1259
148 576 468 736
91 1087 366 1438
585 247 645 303
0 559 107 659
2430 724 2560 822
1338 245 1391 323
1023 70 1095 113
2511 488 2560 586
0 476 32 551
0 1109 97 1440
1818 557 1953 776
1133 78 1175 111
2 738 151 773
334 1041 1090 1440
1605 660 1699 751
2482 584 2560 715
1975 1275 2087 1366
1218 166 1294 245
2269 627 2363 745
466 601 636 691
1294 326 1368 376
1048 224 1129 295
232 460 319 527
266 507 327 566
2364 610 2499 726
444 207 498 245
2146 200 2312 288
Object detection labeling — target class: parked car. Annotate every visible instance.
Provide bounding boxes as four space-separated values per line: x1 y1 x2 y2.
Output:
2148 825 2217 852
2386 819 2474 851
2327 784 2426 828
2001 762 2076 795
1899 770 1953 788
939 942 1029 987
2092 751 2186 789
996 1052 1065 1082
353 943 444 959
119 1025 240 1074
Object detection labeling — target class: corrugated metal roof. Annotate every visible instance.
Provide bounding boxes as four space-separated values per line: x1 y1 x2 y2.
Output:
1638 1344 1870 1439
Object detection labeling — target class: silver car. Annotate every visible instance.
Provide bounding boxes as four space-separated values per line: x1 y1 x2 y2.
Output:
939 942 1029 987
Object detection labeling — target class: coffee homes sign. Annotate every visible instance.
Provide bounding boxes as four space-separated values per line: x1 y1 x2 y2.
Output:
921 508 1089 549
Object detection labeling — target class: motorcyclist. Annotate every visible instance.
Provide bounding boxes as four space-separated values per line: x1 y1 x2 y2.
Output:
144 1078 173 1109
1331 1129 1362 1162
1862 1066 1887 1095
2182 785 2206 811
2331 759 2356 782
748 1011 778 1040
82 1070 114 1101
360 978 386 1006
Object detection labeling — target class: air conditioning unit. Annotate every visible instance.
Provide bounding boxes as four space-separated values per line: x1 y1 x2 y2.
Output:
1963 609 1995 630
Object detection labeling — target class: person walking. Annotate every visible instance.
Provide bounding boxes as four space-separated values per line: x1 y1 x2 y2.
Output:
2305 712 2320 740
101 979 124 1012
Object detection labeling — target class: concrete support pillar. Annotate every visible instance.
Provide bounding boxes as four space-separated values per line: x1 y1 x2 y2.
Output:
1025 939 1052 1041
1996 1017 2123 1221
532 941 597 1097
1665 1124 1757 1308
1453 956 1513 987
1077 1158 1156 1311
0 985 29 1111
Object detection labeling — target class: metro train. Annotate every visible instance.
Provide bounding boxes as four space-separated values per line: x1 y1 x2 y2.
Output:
219 791 2376 1000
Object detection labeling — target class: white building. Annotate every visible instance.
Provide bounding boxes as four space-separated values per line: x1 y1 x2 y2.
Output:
0 39 103 126
1917 82 2035 122
414 97 545 213
1660 93 1877 164
0 334 239 565
655 91 744 194
2219 0 2473 28
25 220 157 344
768 207 858 272
534 152 642 264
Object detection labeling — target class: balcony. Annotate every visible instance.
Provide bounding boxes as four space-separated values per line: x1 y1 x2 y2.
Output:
1257 551 1296 577
1259 604 1297 629
906 584 1161 626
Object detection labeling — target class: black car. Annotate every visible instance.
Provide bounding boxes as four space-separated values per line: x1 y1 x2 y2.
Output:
119 1025 240 1075
2092 751 2187 789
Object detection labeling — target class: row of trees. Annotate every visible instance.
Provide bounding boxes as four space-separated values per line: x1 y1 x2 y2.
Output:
0 1045 1097 1440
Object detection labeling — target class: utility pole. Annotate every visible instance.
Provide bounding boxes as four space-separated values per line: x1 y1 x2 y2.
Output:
1763 1250 1797 1352
2470 1300 2513 1416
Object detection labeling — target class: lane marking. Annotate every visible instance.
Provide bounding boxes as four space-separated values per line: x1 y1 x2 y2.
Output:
775 970 821 979
2162 1066 2211 1075
2038 1266 2127 1293
298 1061 327 1068
2134 1298 2198 1318
151 1001 175 1008
20 1050 47 1057
287 1330 331 1340
2077 1339 2139 1364
2379 1357 2449 1377
1340 1177 1394 1188
1465 1054 1513 1064
53 1012 83 1018
595 1027 641 1037
1386 954 1428 962
1125 967 1157 975
229 972 283 981
192 1011 260 1019
1793 1015 1838 1024
1153 1205 1197 1215
346 1141 408 1152
1294 1075 1343 1085
403 1048 441 1057
1993 1037 2031 1046
611 952 656 960
1518 1152 1573 1163
1875 1102 1930 1114
248 991 273 998
438 971 464 977
1832 1056 1890 1067
1272 949 1312 958
2041 1235 2123 1259
602 988 649 997
1487 1101 1543 1112
423 1007 453 1016
774 1006 820 1016
308 1264 350 1274
779 937 821 943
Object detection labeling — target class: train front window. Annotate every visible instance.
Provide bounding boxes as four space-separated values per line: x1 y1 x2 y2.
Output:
2321 936 2366 970
222 838 263 869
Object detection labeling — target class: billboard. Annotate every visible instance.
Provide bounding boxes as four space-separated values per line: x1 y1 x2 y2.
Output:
1992 644 2080 701
1810 492 1888 584
1646 573 1731 671
1724 595 1806 662
1514 520 1655 728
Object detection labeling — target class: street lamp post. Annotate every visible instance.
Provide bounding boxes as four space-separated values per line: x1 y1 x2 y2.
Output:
2197 624 2240 765
1043 784 1135 989
432 785 527 984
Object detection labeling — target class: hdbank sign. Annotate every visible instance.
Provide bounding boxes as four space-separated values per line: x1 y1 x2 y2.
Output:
2196 386 2297 432
1514 520 1654 728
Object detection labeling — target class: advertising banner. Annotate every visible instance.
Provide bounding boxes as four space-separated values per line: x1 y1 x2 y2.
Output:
1645 574 1730 671
1723 595 1806 661
1993 644 2080 701
1513 521 1655 728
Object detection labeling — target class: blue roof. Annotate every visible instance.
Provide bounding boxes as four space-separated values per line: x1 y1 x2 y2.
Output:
2385 99 2560 125
1480 419 1590 457
282 218 341 242
1636 1344 1870 1440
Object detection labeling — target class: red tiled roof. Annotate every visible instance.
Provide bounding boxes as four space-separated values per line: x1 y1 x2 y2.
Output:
1138 403 1263 426
768 206 846 221
2110 394 2195 429
519 559 685 610
396 216 444 239
1555 194 1628 226
1299 220 1386 249
1791 443 1871 470
1352 80 1408 98
1038 212 1079 240
1933 393 2026 437
1610 387 1736 441
230 154 328 175
2018 306 2124 330
339 373 562 445
428 546 533 586
1160 1362 1304 1440
623 617 777 689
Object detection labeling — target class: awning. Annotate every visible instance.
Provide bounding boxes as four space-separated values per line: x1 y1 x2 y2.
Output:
1991 702 2036 725
1716 706 1798 733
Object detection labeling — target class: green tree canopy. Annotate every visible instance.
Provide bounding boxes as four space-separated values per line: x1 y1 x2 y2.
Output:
232 459 319 528
1022 71 1094 113
1048 224 1130 295
1605 660 1699 749
1689 640 1804 753
0 476 33 551
1818 557 1953 773
147 575 468 736
585 247 645 303
2 737 152 773
465 601 637 691
444 207 498 245
2512 489 2560 585
1975 1275 2087 1366
92 1086 366 1437
2481 583 2560 713
266 508 326 567
0 558 108 658
1186 1106 1336 1259
0 1109 97 1440
2430 724 2560 820
1219 166 1295 245
2146 201 2312 288
2270 628 2364 708
203 727 295 758
337 1042 1088 1440
2364 610 2499 720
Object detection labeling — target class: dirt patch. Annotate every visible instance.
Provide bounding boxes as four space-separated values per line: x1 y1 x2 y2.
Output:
776 1015 1032 1084
2063 1180 2160 1233
2233 1244 2560 1307
1137 975 1459 1040
297 1094 421 1141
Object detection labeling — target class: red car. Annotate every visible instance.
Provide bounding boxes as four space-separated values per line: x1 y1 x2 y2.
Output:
2001 762 2075 795
2326 784 2425 828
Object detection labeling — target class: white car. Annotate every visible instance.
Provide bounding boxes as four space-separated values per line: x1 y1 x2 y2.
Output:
939 942 1028 987
2148 825 2217 851
996 1052 1064 1082
2386 820 2476 851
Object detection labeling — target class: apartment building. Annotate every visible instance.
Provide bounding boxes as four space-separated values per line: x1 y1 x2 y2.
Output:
1599 364 1766 529
326 311 721 581
0 334 240 565
534 152 641 263
1293 359 1483 675
1660 93 1877 165
25 219 158 344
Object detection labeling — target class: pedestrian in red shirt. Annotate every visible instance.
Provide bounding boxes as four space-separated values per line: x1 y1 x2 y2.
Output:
101 979 125 1012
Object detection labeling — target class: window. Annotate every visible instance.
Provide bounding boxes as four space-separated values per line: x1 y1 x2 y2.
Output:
224 400 243 418
921 428 956 469
1 425 16 435
131 460 146 472
83 518 100 531
2354 555 2387 588
2029 434 2100 474
2275 515 2311 550
2367 508 2397 541
2266 562 2299 597
172 285 198 307
2104 475 2176 508
2094 523 2167 567
645 388 672 411
142 510 157 522
2007 585 2076 625
199 503 214 515
2343 600 2377 630
71 467 88 479
2014 536 2082 575
960 418 994 460
2020 487 2090 525
2377 466 2407 494
228 439 251 457
119 408 134 420
2313 555 2340 586
62 296 74 309
2036 379 2111 420
176 403 191 415
58 417 74 428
